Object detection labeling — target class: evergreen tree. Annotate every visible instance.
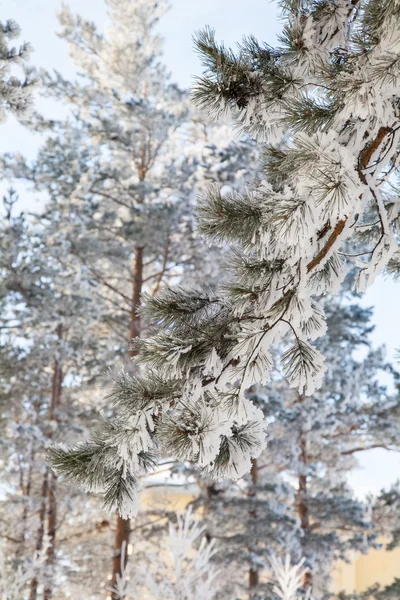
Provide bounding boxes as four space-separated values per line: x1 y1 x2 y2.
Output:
110 508 220 600
2 2 259 595
5 0 201 591
372 481 400 551
200 292 400 598
0 192 113 599
50 0 400 524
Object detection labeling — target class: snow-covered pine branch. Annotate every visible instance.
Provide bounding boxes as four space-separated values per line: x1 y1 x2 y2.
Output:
135 0 400 486
50 0 400 518
270 554 313 600
0 19 36 122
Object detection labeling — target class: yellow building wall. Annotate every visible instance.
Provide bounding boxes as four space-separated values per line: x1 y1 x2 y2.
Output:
141 485 400 594
140 484 198 512
332 541 400 593
332 558 356 593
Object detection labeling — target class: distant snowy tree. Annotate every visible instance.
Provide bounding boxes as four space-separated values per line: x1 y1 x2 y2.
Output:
0 192 113 600
0 537 50 600
1 2 258 596
109 508 220 600
197 292 400 599
270 555 313 600
372 482 400 551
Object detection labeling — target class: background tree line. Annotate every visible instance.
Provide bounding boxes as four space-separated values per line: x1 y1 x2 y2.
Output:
1 1 400 599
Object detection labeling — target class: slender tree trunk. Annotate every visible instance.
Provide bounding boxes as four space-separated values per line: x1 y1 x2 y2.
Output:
297 434 312 588
110 246 144 599
248 458 259 594
15 446 35 562
128 247 143 356
29 468 49 600
198 481 221 545
111 515 131 594
43 324 63 600
43 472 58 600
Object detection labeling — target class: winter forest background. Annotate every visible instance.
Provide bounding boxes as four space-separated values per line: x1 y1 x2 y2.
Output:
1 1 400 599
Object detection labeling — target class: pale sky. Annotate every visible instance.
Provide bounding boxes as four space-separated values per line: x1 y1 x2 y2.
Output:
0 0 280 157
2 0 400 495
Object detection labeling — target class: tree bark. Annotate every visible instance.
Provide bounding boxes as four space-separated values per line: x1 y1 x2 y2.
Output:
15 445 34 562
43 323 63 600
248 458 259 594
29 468 49 600
306 126 392 274
297 434 312 588
43 471 58 600
110 515 131 594
198 480 221 545
129 247 143 358
110 246 143 599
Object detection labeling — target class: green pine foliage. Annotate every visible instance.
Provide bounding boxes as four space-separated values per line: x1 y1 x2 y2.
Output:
48 0 400 518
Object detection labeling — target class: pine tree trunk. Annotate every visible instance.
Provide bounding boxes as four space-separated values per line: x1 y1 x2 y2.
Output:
248 458 259 594
202 482 219 542
297 434 312 588
16 445 34 562
29 468 49 600
110 515 131 595
128 247 143 355
43 472 58 600
43 324 63 600
110 246 143 599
